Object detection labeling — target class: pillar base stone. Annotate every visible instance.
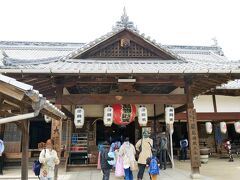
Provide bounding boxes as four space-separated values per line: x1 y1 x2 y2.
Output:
190 173 201 179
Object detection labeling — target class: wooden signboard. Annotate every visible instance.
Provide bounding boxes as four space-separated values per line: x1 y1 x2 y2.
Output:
187 108 201 168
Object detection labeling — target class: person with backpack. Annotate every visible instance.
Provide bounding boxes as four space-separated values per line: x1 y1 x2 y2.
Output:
119 137 136 180
159 133 168 170
180 137 188 161
100 141 114 180
135 132 153 180
146 149 160 180
39 139 60 180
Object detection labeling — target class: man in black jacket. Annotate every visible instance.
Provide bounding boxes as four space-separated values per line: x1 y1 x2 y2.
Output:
100 141 113 180
159 133 168 170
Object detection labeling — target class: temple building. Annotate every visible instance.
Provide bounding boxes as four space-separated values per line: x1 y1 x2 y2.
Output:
0 10 240 177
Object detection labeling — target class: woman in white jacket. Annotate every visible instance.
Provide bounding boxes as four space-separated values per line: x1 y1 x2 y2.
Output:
119 137 136 180
39 139 60 180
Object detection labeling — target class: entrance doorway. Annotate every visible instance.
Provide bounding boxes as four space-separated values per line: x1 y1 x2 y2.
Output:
29 120 51 149
96 120 135 145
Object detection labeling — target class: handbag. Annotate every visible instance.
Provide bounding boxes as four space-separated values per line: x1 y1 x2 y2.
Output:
130 160 138 171
115 156 125 177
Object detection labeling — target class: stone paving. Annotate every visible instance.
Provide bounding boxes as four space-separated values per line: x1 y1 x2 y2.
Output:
0 158 239 180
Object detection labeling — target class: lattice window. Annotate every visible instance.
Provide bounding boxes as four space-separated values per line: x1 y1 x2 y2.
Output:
89 40 159 58
4 123 22 142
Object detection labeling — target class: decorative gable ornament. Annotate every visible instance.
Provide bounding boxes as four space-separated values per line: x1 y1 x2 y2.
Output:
120 38 130 48
103 106 113 127
44 115 52 123
112 7 138 32
74 107 84 128
113 104 136 125
138 105 148 127
205 122 213 134
220 122 227 134
165 107 175 124
234 121 240 134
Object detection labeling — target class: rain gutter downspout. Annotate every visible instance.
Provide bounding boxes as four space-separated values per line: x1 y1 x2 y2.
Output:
0 97 45 124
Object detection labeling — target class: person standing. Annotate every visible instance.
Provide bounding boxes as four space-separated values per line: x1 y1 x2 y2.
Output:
135 133 153 180
0 139 4 175
100 141 113 180
119 137 136 180
159 133 168 170
180 137 188 161
39 139 60 180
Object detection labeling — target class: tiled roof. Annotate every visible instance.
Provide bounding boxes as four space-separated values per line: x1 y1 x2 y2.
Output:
0 41 82 60
1 59 239 74
0 9 239 74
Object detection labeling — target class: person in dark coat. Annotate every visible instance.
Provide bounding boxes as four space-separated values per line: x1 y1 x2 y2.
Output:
100 141 113 180
159 133 168 170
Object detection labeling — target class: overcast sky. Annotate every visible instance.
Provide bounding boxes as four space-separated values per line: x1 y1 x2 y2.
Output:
0 0 239 60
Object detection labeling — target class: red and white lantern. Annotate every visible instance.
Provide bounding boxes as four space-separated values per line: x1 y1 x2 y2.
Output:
112 104 136 125
205 122 213 134
220 122 227 134
234 121 240 134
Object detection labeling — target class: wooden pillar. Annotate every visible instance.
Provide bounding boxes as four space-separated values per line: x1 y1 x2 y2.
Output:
51 86 63 180
0 125 5 140
185 77 201 178
153 104 157 146
212 95 219 153
21 119 29 180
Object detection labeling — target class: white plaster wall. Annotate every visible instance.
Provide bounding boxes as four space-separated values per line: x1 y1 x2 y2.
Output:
193 95 214 112
216 95 240 112
170 87 184 94
155 104 164 115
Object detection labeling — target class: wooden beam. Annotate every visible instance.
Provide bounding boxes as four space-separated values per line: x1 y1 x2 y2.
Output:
61 106 74 119
176 112 240 120
0 82 25 101
0 103 19 111
61 94 187 105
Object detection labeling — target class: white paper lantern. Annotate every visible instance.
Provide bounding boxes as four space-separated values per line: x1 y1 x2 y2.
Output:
138 106 148 126
165 107 175 124
44 115 52 123
220 122 227 134
103 106 113 127
234 121 240 134
74 107 84 128
205 122 213 134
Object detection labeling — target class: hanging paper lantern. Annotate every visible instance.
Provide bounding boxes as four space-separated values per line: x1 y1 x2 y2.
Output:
112 104 136 125
234 121 240 134
205 122 213 134
165 107 175 124
74 107 84 128
138 106 148 126
220 122 227 134
103 106 113 127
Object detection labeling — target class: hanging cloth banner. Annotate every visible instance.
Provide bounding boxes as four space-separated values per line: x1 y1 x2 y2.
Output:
113 104 136 125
